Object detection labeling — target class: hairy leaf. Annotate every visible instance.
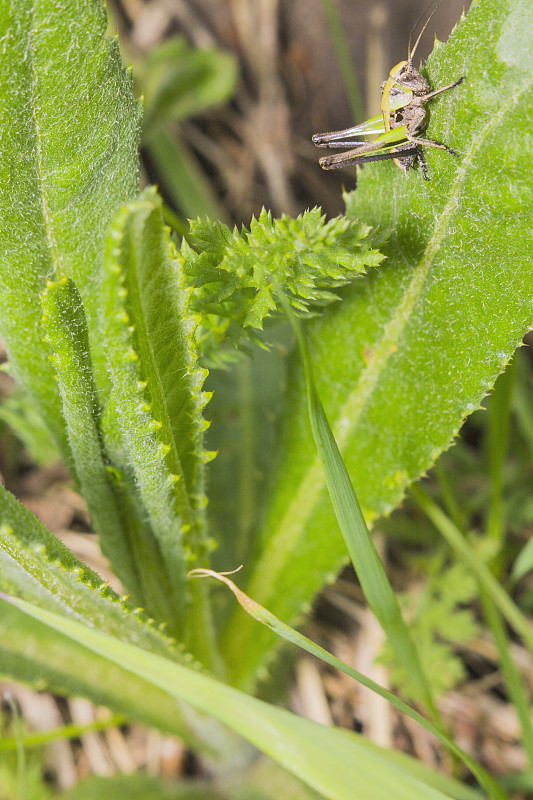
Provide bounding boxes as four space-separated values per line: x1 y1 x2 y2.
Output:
0 485 242 758
100 190 217 662
41 273 185 627
0 483 190 661
0 0 140 454
41 277 143 595
222 0 533 688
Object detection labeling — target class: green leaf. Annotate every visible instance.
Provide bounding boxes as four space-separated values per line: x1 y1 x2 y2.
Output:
0 602 235 760
0 0 140 454
3 593 461 800
100 190 217 662
222 0 533 689
207 330 290 585
138 36 237 224
380 561 480 700
144 128 230 223
0 715 125 753
0 483 192 662
188 567 501 800
0 485 242 759
224 759 328 800
59 774 226 800
65 769 325 800
40 277 143 596
278 292 436 714
410 484 533 657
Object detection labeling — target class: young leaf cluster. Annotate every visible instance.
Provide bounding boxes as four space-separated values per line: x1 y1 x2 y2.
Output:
180 209 383 356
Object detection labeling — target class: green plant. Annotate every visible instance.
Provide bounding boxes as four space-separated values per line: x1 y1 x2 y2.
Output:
1 0 532 798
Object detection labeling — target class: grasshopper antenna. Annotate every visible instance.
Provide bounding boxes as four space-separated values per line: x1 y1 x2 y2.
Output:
408 0 448 65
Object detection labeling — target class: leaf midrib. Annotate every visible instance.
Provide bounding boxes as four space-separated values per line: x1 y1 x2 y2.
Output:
239 77 532 611
27 15 59 278
130 202 195 525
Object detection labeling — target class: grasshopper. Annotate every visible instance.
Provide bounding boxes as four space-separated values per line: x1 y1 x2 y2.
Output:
312 0 464 179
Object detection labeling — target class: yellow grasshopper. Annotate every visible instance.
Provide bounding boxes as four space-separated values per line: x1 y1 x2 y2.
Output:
312 1 464 179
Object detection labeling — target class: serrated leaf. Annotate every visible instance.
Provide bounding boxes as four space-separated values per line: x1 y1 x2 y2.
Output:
0 483 190 661
0 485 242 757
41 276 144 597
222 0 533 689
0 0 140 455
100 190 217 661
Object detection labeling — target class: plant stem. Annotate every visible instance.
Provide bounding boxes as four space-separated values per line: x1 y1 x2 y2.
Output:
486 362 514 549
481 589 533 768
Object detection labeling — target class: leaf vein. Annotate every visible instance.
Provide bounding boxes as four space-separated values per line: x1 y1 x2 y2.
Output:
27 17 59 278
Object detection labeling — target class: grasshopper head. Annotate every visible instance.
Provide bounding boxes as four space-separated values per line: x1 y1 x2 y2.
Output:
392 60 431 94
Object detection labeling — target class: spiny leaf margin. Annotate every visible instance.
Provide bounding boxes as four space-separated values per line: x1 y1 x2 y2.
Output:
0 483 196 664
99 190 217 658
180 208 384 357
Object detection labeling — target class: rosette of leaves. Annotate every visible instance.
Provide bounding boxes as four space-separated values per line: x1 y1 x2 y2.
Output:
180 209 384 359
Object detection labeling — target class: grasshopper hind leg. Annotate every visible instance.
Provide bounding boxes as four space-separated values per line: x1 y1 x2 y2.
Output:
395 145 428 180
416 148 429 180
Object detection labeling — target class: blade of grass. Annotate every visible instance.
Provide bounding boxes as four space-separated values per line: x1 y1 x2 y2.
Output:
434 462 468 533
317 0 364 122
423 420 533 771
510 350 533 582
1 593 460 800
277 290 438 720
409 484 533 656
5 693 26 800
0 715 125 753
161 202 189 237
189 567 504 800
143 126 229 223
480 588 533 768
486 364 515 547
478 357 533 763
512 350 533 455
